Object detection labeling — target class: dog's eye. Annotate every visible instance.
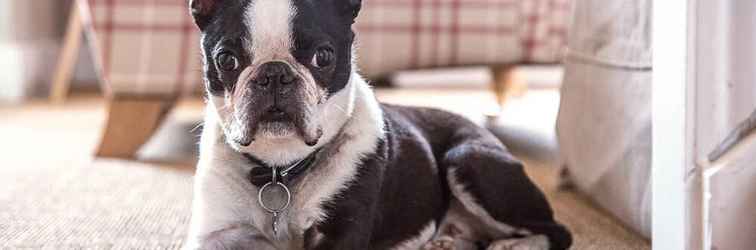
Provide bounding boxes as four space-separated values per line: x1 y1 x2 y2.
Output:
312 47 335 68
216 52 239 72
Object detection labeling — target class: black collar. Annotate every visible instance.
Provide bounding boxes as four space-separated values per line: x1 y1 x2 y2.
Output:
245 148 323 187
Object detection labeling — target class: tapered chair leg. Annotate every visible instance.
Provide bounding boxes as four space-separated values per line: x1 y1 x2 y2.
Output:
490 65 528 110
95 96 175 159
50 2 84 104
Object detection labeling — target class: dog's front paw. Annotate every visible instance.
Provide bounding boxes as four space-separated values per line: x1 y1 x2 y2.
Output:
423 236 457 250
422 235 479 250
487 235 550 250
185 224 276 250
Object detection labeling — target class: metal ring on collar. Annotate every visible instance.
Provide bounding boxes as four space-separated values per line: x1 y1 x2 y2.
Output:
257 181 291 213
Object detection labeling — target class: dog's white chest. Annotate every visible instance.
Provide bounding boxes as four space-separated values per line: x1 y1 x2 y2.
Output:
185 79 385 249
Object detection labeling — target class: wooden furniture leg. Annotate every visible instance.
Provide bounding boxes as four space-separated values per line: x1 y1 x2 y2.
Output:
50 2 84 104
490 65 528 109
95 96 176 159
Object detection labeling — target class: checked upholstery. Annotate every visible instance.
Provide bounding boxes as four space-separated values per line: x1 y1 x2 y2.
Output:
82 0 570 96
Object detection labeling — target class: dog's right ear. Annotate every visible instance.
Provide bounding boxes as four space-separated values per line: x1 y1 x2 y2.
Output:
189 0 219 29
340 0 362 24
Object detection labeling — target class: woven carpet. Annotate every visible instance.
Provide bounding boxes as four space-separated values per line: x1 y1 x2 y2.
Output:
0 94 648 249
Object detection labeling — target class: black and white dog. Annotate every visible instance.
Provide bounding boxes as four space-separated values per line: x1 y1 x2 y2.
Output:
184 0 572 249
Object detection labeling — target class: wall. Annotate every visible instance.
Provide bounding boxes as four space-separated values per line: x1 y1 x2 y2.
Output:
0 0 98 103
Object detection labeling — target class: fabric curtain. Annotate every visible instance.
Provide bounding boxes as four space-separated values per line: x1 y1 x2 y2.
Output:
556 0 652 237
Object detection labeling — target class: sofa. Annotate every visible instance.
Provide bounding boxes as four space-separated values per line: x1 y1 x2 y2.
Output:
71 0 570 158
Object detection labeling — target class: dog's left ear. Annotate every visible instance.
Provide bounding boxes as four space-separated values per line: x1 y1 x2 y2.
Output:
189 0 220 29
340 0 362 24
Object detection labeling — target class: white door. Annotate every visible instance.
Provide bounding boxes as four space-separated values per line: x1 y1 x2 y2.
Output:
655 1 756 249
695 1 756 249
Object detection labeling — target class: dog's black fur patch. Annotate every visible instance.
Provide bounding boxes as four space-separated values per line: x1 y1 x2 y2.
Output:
191 0 249 95
306 105 572 250
191 0 359 96
290 0 358 95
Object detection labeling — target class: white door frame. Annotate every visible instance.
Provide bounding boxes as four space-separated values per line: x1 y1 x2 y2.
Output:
652 0 697 249
655 1 756 249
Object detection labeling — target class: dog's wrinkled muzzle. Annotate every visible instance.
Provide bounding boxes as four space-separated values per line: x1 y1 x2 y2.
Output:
230 62 323 147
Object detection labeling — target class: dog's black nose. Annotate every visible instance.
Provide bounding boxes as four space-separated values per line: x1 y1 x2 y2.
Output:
255 62 296 89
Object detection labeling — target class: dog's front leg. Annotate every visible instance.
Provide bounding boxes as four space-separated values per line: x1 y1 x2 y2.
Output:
184 162 270 250
185 224 277 250
308 196 379 250
308 159 383 250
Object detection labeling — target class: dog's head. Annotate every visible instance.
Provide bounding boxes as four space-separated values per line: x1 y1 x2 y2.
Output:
190 0 362 150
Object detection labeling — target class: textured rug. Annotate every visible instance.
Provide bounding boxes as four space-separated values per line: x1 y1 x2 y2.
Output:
0 160 193 249
0 159 649 249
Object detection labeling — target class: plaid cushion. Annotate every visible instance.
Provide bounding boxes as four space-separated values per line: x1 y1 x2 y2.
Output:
82 0 569 95
357 0 569 75
83 0 201 96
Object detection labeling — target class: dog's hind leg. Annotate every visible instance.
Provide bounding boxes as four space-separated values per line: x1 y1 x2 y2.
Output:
424 201 486 250
440 136 572 250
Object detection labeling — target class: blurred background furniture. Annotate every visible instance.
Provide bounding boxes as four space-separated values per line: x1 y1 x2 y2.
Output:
555 0 651 238
53 0 570 159
0 1 70 103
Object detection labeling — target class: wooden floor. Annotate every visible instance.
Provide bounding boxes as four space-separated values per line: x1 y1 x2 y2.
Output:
0 90 649 249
